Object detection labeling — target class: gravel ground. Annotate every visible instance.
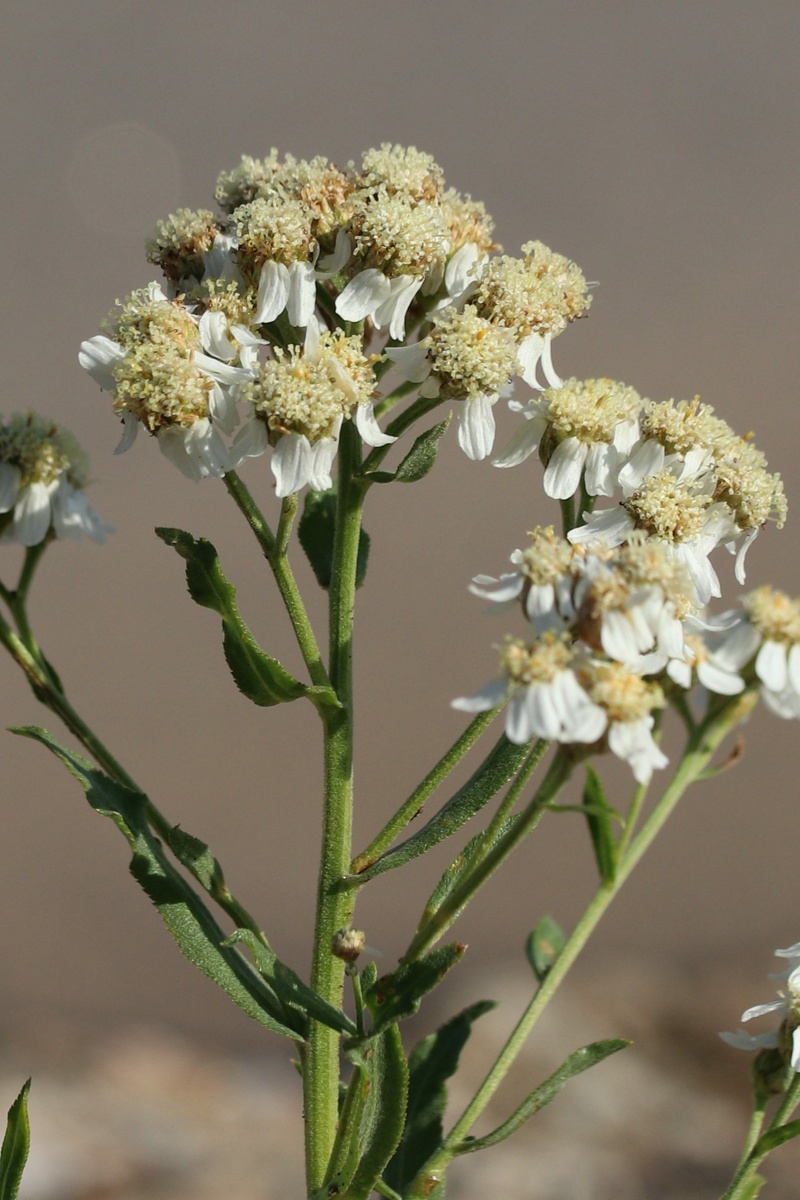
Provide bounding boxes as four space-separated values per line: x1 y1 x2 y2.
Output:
3 954 798 1200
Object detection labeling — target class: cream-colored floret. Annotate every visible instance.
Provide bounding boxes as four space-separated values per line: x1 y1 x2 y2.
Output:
426 305 518 399
544 378 642 444
246 331 375 443
183 278 255 327
581 661 663 723
640 398 729 455
473 241 590 338
743 586 800 645
359 144 444 201
614 534 694 618
0 413 88 489
215 152 283 213
501 633 574 685
106 292 201 353
145 208 220 282
271 156 354 238
515 526 575 586
351 190 449 276
112 343 212 432
233 196 316 267
712 435 787 531
624 473 712 543
441 188 497 254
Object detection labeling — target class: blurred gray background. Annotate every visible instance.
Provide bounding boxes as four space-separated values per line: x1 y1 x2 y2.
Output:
0 2 799 1188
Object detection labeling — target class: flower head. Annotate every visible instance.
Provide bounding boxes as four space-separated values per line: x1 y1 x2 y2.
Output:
0 413 110 546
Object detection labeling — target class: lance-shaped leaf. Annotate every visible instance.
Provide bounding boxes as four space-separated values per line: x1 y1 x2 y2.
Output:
365 417 452 485
156 526 337 710
366 944 466 1035
525 914 566 985
384 1001 495 1195
452 1039 629 1155
339 1025 408 1200
582 765 618 885
297 490 370 590
0 1080 30 1200
353 736 530 882
225 929 356 1037
420 813 518 926
14 728 304 1042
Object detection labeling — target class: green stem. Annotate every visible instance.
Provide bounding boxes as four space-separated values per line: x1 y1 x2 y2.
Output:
402 748 570 965
616 779 650 859
559 494 576 537
372 379 423 421
223 471 330 691
349 708 500 876
303 421 364 1193
361 394 446 476
406 690 759 1198
720 1071 800 1200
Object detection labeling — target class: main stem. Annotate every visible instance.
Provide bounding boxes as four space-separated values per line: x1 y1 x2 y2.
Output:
304 422 364 1194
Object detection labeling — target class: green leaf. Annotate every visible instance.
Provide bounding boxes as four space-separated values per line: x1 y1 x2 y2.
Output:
366 945 466 1035
166 825 226 893
421 814 518 925
354 736 531 882
525 915 566 985
384 1001 494 1194
224 929 357 1036
339 1025 408 1200
582 765 618 884
394 417 451 483
297 491 370 590
0 1080 30 1200
753 1118 800 1156
156 527 337 709
453 1039 629 1154
14 727 304 1042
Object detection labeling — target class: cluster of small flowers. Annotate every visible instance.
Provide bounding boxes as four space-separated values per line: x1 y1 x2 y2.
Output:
450 358 794 781
0 413 109 547
79 145 591 494
721 941 800 1074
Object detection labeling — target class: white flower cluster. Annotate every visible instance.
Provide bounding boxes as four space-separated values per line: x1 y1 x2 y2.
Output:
79 146 591 492
720 941 800 1073
0 413 110 547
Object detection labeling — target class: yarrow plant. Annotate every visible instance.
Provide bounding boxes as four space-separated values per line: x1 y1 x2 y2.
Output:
0 144 797 1199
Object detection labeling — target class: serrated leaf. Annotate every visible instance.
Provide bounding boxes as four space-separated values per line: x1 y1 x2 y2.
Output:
525 915 566 984
297 491 370 590
224 929 356 1036
582 765 618 885
339 1025 408 1200
0 1080 30 1200
166 825 225 893
453 1039 629 1154
393 417 451 483
14 727 303 1042
753 1118 800 1156
354 736 531 882
384 1001 494 1194
366 945 466 1035
156 527 333 708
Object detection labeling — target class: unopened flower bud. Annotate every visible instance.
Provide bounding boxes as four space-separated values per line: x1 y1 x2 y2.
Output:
331 927 366 963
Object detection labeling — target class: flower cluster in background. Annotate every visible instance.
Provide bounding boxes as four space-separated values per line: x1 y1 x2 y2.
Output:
0 413 109 546
721 941 800 1074
79 145 590 493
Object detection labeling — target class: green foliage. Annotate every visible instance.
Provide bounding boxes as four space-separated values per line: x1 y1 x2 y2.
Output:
320 1026 408 1200
0 1080 30 1200
354 736 531 882
453 1039 630 1154
364 417 452 485
752 1117 800 1156
14 727 306 1042
366 945 466 1035
384 1001 495 1195
421 813 517 925
156 526 338 710
582 765 618 885
224 929 356 1037
525 915 566 984
298 491 370 590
